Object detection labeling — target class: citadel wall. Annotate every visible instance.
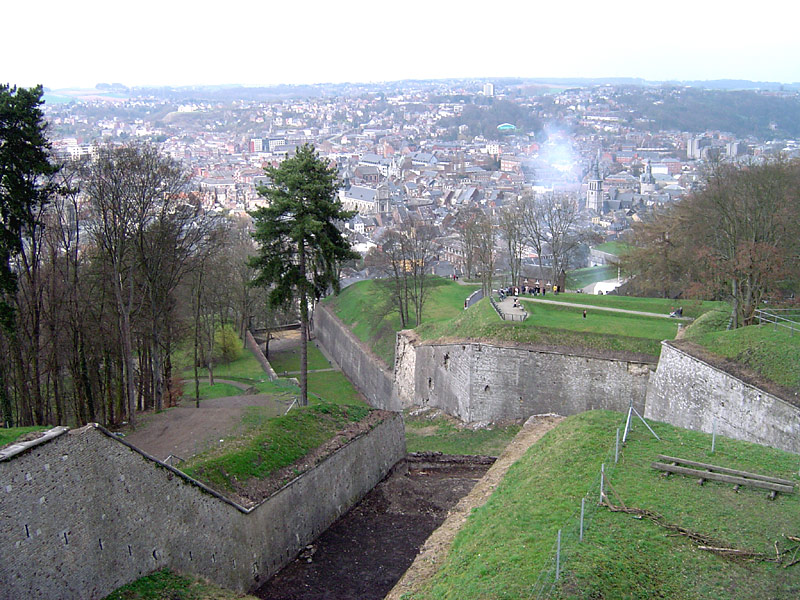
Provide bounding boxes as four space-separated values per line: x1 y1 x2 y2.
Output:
0 413 405 599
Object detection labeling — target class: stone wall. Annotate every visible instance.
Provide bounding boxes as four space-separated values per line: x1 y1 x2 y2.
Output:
395 332 654 423
0 413 406 600
314 303 400 411
645 342 800 454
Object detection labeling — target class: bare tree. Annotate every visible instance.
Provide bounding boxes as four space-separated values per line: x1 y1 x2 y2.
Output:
520 192 583 289
474 211 496 297
498 199 525 288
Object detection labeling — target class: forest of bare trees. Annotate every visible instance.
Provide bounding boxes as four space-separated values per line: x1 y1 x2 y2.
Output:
1 140 273 428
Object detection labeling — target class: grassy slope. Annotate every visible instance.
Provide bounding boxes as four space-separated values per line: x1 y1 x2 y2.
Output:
325 277 478 367
0 426 48 447
103 569 259 600
684 310 800 392
182 402 371 494
413 411 800 600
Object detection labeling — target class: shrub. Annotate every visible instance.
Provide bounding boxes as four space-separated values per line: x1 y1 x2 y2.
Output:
214 324 242 364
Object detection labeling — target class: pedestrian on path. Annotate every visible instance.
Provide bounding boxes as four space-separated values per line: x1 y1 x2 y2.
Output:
583 310 587 319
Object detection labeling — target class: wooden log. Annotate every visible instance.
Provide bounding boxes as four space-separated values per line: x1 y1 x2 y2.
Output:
657 455 795 487
651 462 795 494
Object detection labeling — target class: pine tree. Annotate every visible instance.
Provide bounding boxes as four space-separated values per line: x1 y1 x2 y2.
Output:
0 84 59 426
249 144 357 406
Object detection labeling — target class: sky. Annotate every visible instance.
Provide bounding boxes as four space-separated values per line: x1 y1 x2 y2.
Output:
4 0 800 90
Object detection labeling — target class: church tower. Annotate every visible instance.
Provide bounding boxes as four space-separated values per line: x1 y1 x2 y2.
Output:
586 153 604 213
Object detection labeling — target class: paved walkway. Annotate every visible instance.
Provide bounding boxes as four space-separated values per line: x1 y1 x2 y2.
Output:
497 296 528 319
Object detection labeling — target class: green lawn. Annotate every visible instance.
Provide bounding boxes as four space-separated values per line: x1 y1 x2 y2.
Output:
684 311 800 392
416 299 673 358
525 292 727 319
412 410 800 600
308 370 367 407
592 241 631 256
268 344 332 372
182 402 372 495
566 266 617 289
103 568 259 600
405 410 520 456
0 426 48 448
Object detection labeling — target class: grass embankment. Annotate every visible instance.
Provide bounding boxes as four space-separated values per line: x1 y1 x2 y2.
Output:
325 277 478 367
417 299 673 358
103 568 259 600
328 278 700 363
405 410 520 456
412 410 800 600
684 310 800 393
182 402 371 495
0 426 48 448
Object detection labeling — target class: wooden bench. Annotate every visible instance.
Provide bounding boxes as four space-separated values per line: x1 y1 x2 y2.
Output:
651 454 795 499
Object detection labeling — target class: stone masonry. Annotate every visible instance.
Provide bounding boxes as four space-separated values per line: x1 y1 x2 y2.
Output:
0 413 406 600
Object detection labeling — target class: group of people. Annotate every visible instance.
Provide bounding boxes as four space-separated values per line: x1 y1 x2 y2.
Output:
669 306 684 318
498 283 551 300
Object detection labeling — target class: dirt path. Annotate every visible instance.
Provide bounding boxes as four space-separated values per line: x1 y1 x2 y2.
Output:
122 393 290 462
384 414 564 600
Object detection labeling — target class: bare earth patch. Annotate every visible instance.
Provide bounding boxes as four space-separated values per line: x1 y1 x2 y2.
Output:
385 414 564 600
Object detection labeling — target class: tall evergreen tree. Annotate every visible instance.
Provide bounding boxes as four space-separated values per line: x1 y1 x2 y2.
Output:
0 84 59 426
249 144 357 406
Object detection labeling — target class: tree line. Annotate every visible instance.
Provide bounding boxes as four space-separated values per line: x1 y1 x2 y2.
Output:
620 158 800 326
0 86 278 428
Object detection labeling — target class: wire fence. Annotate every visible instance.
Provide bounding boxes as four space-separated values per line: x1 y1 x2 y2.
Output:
526 412 643 599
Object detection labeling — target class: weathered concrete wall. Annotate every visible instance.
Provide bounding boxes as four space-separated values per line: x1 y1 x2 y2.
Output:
0 413 405 600
314 303 400 411
245 329 278 381
395 332 653 423
645 342 800 454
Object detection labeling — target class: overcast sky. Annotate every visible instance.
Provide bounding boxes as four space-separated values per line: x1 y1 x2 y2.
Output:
4 1 800 90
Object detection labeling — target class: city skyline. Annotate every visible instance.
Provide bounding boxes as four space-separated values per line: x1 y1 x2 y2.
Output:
5 0 800 90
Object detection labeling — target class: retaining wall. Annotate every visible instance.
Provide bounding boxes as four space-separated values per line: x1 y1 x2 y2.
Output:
644 342 800 454
395 332 653 423
0 413 405 599
314 303 400 411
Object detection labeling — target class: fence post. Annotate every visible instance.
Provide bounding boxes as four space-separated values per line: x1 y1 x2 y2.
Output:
615 428 620 463
555 529 562 581
711 418 716 453
599 463 605 504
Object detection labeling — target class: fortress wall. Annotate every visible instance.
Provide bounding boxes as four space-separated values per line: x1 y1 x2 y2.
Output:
645 342 800 454
395 332 653 423
0 413 405 600
314 303 400 411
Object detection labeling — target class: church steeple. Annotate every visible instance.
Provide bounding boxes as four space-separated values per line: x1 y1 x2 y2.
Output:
586 151 604 213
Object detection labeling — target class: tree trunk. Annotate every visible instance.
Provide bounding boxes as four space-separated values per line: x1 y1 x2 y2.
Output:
298 242 309 406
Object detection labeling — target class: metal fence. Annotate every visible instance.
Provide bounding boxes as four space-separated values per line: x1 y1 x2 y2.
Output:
489 294 529 322
755 308 800 336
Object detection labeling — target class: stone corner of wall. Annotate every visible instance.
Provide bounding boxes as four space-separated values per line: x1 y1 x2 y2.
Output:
0 425 71 462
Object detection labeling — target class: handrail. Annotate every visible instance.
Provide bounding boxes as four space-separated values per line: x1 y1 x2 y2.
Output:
755 309 798 335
